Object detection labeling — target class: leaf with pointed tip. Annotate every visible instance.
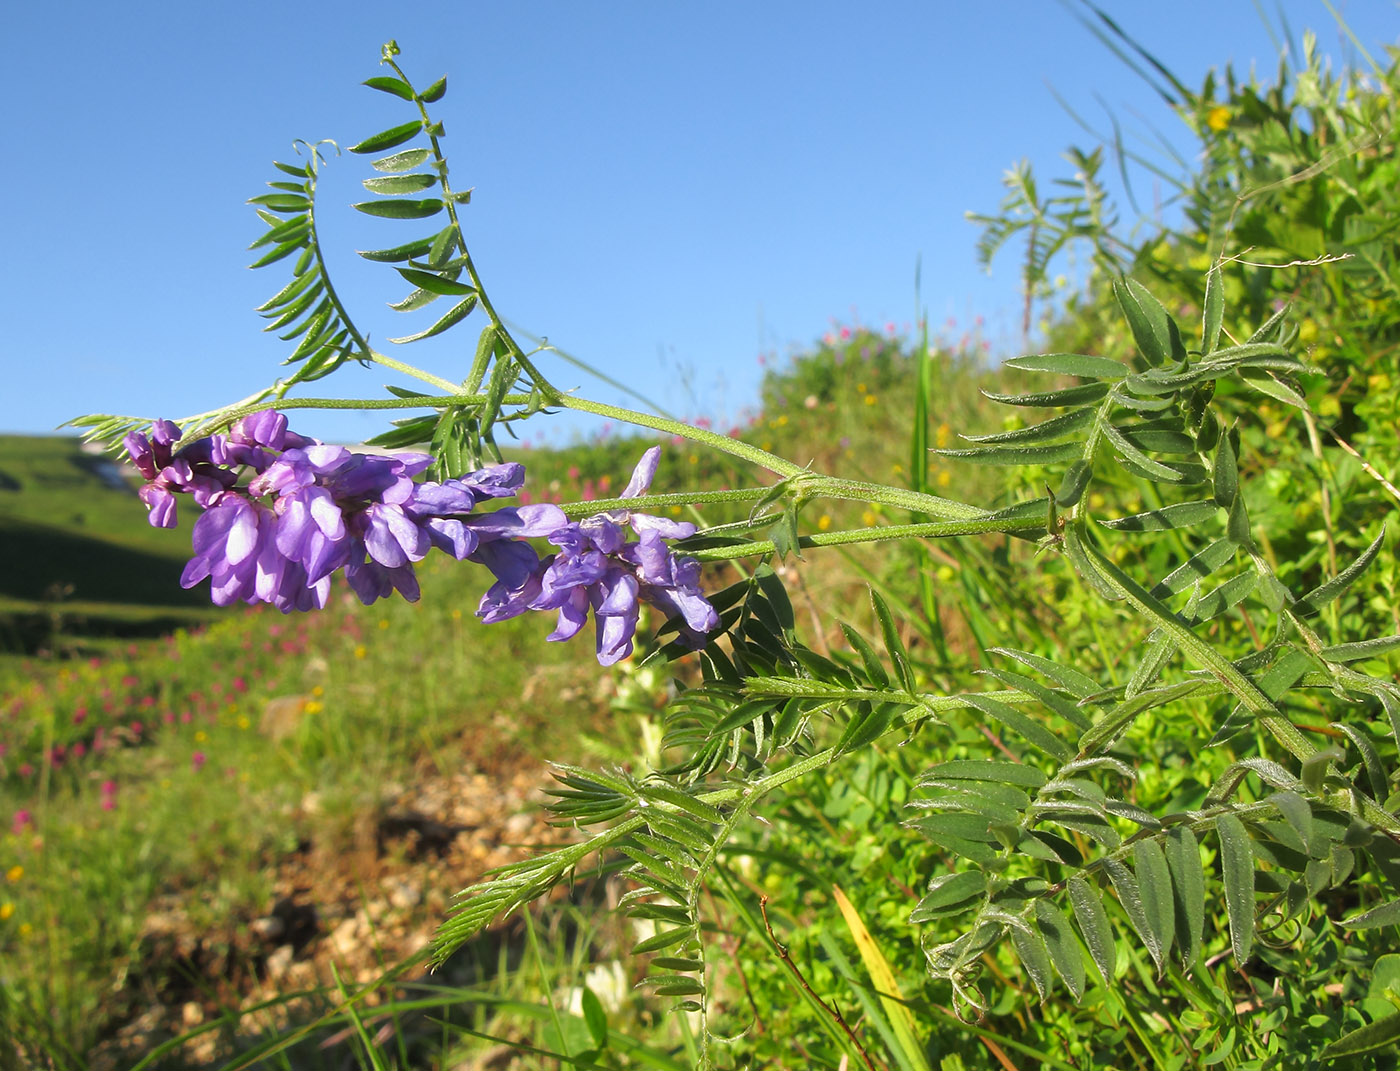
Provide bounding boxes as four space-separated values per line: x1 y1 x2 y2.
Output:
909 871 986 923
353 198 444 220
1240 369 1308 409
1165 826 1204 966
982 382 1110 408
273 159 311 178
917 760 1048 788
1149 539 1237 598
349 120 423 154
1133 839 1174 973
1056 460 1093 508
247 193 309 212
1217 814 1255 965
363 75 414 100
839 623 890 688
1202 268 1224 354
1100 500 1220 532
960 693 1072 760
1114 277 1183 367
1068 876 1116 983
1298 529 1387 616
960 407 1095 445
1318 1013 1400 1061
372 148 433 173
934 441 1083 466
248 214 311 250
1010 923 1054 999
388 287 439 313
362 173 438 195
1320 635 1400 663
1035 901 1085 999
1341 897 1400 930
1103 857 1163 973
870 590 915 692
247 238 306 269
1063 524 1123 601
395 267 474 296
989 647 1099 698
1213 427 1238 507
359 236 437 263
1003 353 1127 379
419 75 448 102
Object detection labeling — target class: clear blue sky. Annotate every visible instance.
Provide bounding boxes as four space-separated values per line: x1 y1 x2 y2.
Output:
6 2 1395 445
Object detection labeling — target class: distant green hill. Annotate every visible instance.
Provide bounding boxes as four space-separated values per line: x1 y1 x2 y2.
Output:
0 435 218 653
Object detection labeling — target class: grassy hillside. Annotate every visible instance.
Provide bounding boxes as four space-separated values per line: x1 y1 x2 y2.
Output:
0 436 218 656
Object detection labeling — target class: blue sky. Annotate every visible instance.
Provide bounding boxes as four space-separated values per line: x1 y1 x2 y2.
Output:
6 2 1396 444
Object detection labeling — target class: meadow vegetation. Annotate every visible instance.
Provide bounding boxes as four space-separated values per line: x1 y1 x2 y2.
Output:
4 13 1400 1071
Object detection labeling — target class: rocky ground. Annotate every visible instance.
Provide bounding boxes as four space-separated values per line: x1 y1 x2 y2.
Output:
91 757 585 1070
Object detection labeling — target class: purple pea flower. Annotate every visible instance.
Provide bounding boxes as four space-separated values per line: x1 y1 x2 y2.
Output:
477 447 718 665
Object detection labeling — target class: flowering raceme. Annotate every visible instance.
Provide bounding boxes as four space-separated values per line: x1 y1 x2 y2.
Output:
125 412 566 612
125 417 717 663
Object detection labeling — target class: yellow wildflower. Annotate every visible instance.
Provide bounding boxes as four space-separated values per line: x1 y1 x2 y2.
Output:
817 514 832 531
5 865 21 884
0 903 13 921
1206 106 1231 132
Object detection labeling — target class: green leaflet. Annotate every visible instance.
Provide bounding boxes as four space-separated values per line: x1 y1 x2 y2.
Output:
1102 857 1162 972
362 75 415 100
1202 267 1224 353
387 293 478 344
357 236 437 262
1133 839 1174 974
1318 634 1400 663
1216 813 1255 964
348 119 424 154
419 75 448 102
909 871 986 922
1164 826 1205 966
362 173 438 195
958 406 1096 445
1318 1013 1400 1061
917 759 1049 788
395 267 474 295
1298 529 1387 615
959 693 1072 761
371 148 433 173
1114 276 1184 367
988 647 1100 699
352 198 445 219
981 381 1110 408
1035 900 1085 999
935 441 1084 466
1068 876 1116 983
1003 352 1127 379
1099 500 1220 532
1010 923 1054 999
1341 896 1400 930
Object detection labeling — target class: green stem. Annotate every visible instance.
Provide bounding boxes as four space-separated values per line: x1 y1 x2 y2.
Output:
551 394 804 478
686 515 1045 564
368 349 465 394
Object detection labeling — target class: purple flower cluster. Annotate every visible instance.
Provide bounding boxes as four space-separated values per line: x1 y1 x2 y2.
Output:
125 411 565 612
478 447 718 665
126 416 718 664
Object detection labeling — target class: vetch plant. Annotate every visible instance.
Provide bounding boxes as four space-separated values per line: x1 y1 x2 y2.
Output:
73 39 1400 1070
